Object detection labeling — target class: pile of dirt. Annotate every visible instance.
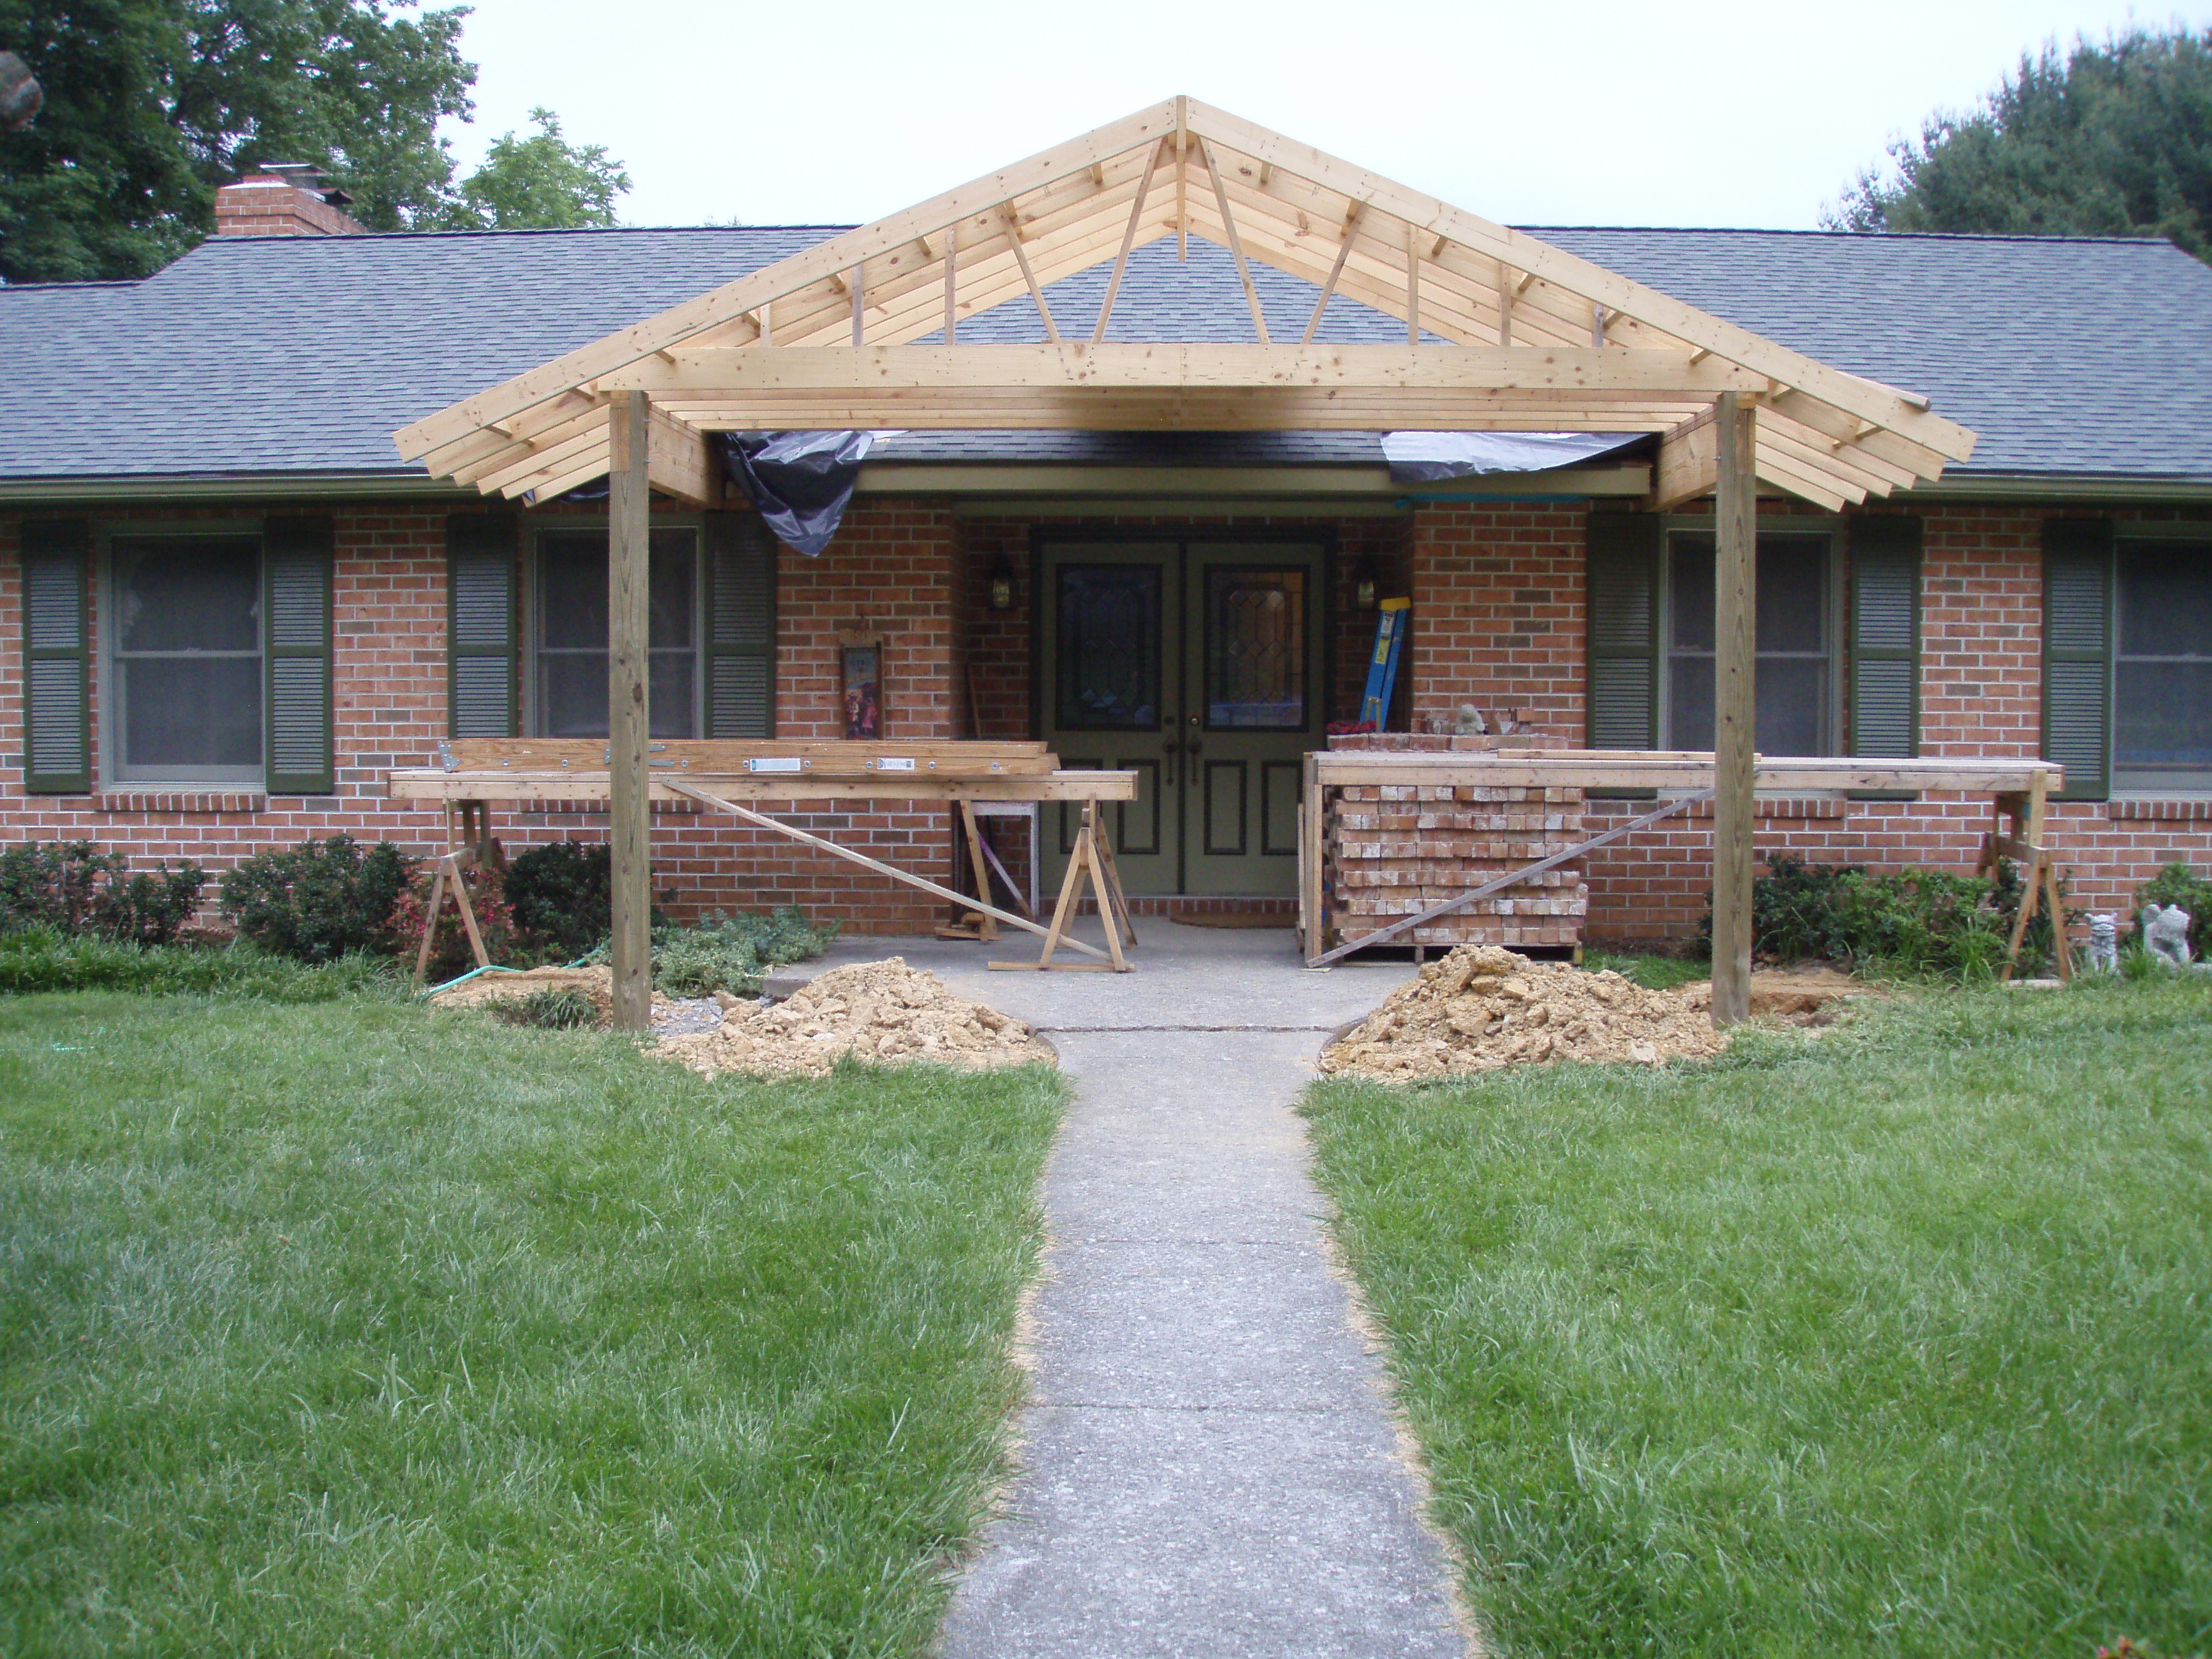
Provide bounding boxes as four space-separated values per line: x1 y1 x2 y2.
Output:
427 965 618 1016
654 958 1056 1079
1320 945 1727 1081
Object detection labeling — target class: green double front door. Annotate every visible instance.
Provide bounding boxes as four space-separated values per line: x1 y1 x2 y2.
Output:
1038 536 1328 898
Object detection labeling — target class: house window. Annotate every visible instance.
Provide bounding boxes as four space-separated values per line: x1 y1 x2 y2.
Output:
1663 529 1835 755
2113 536 2212 791
531 526 701 738
107 534 264 783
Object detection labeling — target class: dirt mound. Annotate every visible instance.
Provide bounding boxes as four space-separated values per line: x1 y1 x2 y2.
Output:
654 958 1056 1079
1320 945 1727 1081
428 966 617 1015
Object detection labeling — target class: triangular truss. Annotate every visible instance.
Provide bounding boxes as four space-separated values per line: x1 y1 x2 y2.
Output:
395 97 1975 512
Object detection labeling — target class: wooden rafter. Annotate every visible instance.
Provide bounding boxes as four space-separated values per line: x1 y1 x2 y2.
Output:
395 95 1974 513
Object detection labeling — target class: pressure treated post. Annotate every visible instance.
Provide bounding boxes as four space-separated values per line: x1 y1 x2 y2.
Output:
1709 391 1756 1028
608 392 652 1033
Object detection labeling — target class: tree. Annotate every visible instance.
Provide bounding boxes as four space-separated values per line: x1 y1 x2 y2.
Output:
1 1 633 285
1825 26 2212 263
448 107 627 230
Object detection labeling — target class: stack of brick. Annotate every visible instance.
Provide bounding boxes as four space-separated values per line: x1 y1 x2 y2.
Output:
1324 732 1587 952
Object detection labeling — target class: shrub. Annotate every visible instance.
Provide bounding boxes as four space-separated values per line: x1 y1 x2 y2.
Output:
0 841 206 945
2134 861 2212 959
489 986 598 1029
0 926 397 1001
503 840 611 958
1702 855 2066 979
219 835 411 964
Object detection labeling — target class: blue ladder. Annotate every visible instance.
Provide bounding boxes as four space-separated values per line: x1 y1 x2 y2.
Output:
1359 598 1411 728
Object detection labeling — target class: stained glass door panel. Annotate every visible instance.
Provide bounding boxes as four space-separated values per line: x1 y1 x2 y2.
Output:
1038 544 1180 896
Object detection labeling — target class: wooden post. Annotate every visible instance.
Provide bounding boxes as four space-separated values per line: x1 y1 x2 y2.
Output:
1710 391 1757 1028
608 391 653 1033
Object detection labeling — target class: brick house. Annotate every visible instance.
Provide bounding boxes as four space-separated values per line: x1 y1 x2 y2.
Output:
6 118 2211 945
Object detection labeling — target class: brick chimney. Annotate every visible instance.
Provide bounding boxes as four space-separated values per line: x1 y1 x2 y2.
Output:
214 165 367 238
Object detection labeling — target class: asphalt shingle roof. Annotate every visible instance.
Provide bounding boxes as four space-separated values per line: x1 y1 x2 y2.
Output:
3 220 2208 483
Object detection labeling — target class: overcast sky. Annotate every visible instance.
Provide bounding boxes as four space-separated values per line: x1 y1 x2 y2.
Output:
439 1 2212 233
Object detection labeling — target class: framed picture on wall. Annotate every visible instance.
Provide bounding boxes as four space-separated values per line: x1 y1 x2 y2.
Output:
840 637 883 738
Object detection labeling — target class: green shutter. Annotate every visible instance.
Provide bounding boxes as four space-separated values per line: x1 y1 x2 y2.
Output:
704 511 775 737
447 513 517 738
263 516 335 795
19 519 91 793
1586 511 1659 750
1848 515 1921 760
2043 518 2113 801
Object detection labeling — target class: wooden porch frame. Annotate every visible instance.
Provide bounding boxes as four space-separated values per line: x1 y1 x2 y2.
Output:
392 97 1983 1031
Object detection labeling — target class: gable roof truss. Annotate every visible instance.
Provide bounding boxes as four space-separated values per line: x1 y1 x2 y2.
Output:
395 99 1976 513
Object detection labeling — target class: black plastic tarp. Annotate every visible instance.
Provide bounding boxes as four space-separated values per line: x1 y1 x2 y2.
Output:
1380 431 1642 483
719 431 884 557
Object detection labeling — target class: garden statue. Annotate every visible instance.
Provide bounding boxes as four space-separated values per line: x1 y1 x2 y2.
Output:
2140 903 2194 968
2085 913 2119 973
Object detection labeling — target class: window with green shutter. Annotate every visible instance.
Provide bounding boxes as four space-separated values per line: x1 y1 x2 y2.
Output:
1849 515 1921 761
263 516 335 794
2042 518 2113 801
704 511 775 737
447 513 517 738
1585 511 1658 751
20 519 91 793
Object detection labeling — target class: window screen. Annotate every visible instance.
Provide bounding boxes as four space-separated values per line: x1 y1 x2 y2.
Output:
1665 532 1831 756
534 529 700 739
109 535 264 782
2114 539 2212 790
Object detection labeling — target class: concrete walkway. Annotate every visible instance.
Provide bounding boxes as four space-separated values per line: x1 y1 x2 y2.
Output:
785 924 1469 1658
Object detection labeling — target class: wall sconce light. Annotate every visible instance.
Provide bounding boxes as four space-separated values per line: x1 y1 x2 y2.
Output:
988 557 1015 611
1353 554 1380 611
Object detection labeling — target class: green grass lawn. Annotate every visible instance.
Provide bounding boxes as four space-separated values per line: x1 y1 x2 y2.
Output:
0 990 1063 1658
1303 978 2212 1658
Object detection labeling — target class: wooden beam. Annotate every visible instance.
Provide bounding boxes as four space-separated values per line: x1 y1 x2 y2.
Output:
606 342 1771 395
1200 138 1270 343
608 392 652 1035
1710 390 1756 1030
1651 405 1719 509
1497 258 1514 346
943 223 956 343
1302 206 1359 343
1406 220 1420 346
1001 210 1061 342
1094 135 1164 342
1174 95 1188 263
646 403 714 508
851 261 864 345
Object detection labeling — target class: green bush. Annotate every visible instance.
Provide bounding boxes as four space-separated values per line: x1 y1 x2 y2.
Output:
0 840 206 945
0 927 397 1001
588 907 840 998
1702 855 2064 979
2134 861 2212 959
219 835 412 964
489 986 598 1029
502 840 611 958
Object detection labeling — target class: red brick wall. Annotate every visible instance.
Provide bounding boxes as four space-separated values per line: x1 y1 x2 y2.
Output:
0 499 971 935
11 493 2212 948
1394 498 2212 945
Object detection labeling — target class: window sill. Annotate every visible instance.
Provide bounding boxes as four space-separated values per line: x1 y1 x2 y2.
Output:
2106 799 2212 822
94 791 266 815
